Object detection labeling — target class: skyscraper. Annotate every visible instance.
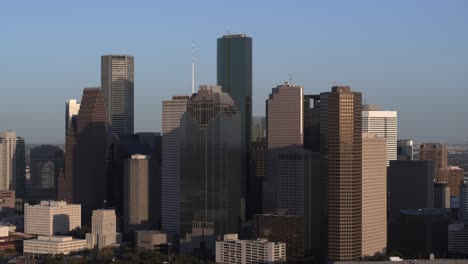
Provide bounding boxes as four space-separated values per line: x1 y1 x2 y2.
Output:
217 34 252 218
320 86 362 261
66 99 80 136
101 55 134 137
30 145 64 200
397 139 413 160
448 166 464 196
434 182 450 208
179 85 242 236
362 104 397 165
420 143 448 182
58 88 109 223
361 133 387 257
161 95 189 234
0 131 25 193
86 209 119 249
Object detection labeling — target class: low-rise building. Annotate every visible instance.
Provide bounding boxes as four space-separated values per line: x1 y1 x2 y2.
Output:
23 236 86 256
86 209 120 249
135 230 168 251
215 234 286 264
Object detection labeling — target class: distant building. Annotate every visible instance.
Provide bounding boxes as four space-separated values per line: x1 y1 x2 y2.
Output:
161 95 189 234
361 133 387 257
448 166 464 197
30 145 64 200
101 54 134 137
250 138 266 216
0 131 25 194
215 234 286 264
135 230 168 251
460 180 468 222
24 200 81 236
0 190 15 209
420 143 448 182
65 99 80 136
362 105 398 165
23 236 86 256
397 139 413 160
434 182 450 208
251 117 266 140
387 160 434 221
253 212 304 259
86 209 119 249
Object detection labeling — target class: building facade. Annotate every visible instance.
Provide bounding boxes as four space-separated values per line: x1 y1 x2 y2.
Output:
397 139 413 161
86 209 119 249
101 54 134 137
434 182 450 208
0 131 25 194
320 86 362 261
23 236 86 256
362 105 397 165
419 143 448 182
448 166 464 197
361 133 387 257
65 99 80 136
30 145 64 200
215 234 286 264
24 201 81 236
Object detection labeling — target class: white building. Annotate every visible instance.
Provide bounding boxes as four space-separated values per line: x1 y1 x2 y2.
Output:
24 200 81 236
65 99 80 136
23 236 86 256
215 234 286 264
86 209 120 249
362 105 397 166
0 130 24 191
0 226 9 237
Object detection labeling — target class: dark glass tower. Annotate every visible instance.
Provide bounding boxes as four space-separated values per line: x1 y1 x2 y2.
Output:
30 145 64 200
217 34 252 218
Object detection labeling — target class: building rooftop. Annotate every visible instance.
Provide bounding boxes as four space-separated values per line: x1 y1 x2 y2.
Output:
400 208 450 216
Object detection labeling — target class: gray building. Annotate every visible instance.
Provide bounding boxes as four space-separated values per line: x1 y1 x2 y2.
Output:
387 160 435 221
101 55 134 137
179 85 242 237
217 34 252 218
434 182 450 209
30 145 64 200
397 139 413 160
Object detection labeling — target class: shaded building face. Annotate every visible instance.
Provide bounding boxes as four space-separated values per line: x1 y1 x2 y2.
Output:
320 86 362 261
179 85 242 237
420 143 448 182
59 88 109 223
30 145 64 200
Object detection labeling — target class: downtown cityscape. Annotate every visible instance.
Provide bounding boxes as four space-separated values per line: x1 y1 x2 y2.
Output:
1 1 468 264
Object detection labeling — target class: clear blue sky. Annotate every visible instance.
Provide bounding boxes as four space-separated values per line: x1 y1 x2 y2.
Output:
1 0 467 144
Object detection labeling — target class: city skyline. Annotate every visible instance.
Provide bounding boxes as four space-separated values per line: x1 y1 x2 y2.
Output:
1 1 467 144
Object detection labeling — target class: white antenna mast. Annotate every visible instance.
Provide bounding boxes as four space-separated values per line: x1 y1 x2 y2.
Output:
192 42 195 94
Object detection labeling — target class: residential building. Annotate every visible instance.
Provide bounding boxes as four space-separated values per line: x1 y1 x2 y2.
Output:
361 133 387 257
397 139 413 160
30 145 64 200
23 236 86 256
215 234 286 264
362 104 397 165
434 182 450 208
86 209 119 249
420 143 448 182
24 200 81 236
65 99 80 136
101 54 134 137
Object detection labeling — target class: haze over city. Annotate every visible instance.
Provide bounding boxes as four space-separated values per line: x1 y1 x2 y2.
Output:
1 0 467 143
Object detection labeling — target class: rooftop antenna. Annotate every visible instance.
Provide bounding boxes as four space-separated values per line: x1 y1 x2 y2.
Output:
192 42 195 94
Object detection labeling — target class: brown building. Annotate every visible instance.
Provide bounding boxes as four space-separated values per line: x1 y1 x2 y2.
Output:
419 143 448 182
253 211 304 259
0 190 15 209
58 88 109 223
361 133 387 257
448 166 464 197
320 86 362 261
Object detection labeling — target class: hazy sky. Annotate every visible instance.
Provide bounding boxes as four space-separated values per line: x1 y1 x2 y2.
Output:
1 0 467 144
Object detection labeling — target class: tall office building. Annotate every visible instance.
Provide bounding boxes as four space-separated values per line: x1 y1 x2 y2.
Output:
361 133 387 257
65 99 80 136
58 88 109 223
179 85 242 236
434 182 450 208
252 116 266 140
460 180 468 222
397 139 413 160
0 131 25 193
420 143 448 182
161 95 189 233
86 209 119 249
320 86 362 261
14 137 26 198
30 145 64 200
217 34 252 219
362 104 397 165
101 55 134 137
448 166 464 196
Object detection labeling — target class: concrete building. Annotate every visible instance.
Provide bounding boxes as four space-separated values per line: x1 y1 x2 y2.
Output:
448 166 464 197
161 95 189 234
24 201 81 236
30 145 64 200
253 212 304 259
361 133 387 257
58 88 109 223
65 99 80 136
215 234 286 264
23 236 86 256
86 209 119 249
387 160 434 222
135 230 168 251
397 139 413 160
420 143 448 182
101 54 134 137
0 131 25 194
320 86 362 261
124 154 153 233
0 190 15 209
362 105 398 165
434 182 450 208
